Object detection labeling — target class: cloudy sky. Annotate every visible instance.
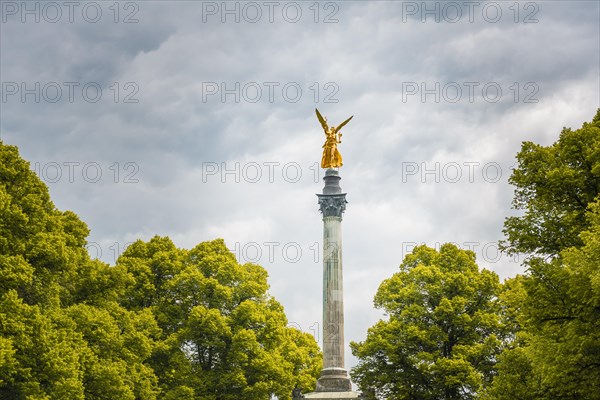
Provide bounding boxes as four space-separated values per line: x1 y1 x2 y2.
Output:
2 0 599 373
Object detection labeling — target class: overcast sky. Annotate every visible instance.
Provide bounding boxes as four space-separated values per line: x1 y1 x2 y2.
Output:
2 0 599 374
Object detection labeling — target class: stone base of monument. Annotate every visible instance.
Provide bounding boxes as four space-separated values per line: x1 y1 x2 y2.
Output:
316 368 353 391
303 392 361 399
301 368 361 399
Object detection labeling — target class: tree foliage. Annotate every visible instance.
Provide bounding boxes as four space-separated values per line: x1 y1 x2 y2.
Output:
486 200 600 400
0 141 321 399
116 236 321 399
0 141 159 399
350 244 502 400
501 109 600 257
485 110 600 400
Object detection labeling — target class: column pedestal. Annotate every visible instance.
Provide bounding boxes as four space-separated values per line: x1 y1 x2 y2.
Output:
316 368 352 391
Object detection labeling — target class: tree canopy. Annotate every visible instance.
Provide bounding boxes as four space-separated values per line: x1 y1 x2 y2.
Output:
352 111 600 399
116 236 321 399
485 109 600 400
501 109 600 257
350 244 502 400
0 141 320 399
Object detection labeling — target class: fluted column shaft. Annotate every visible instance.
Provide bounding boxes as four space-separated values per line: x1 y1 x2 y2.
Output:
322 215 344 369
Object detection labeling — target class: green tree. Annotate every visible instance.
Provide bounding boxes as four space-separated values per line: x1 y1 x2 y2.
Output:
501 109 600 257
351 244 502 400
486 110 600 399
15 111 600 400
117 236 321 399
0 142 160 399
479 276 548 400
486 201 600 400
1 141 322 399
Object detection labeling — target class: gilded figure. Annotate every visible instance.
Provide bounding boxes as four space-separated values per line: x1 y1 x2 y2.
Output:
316 108 353 169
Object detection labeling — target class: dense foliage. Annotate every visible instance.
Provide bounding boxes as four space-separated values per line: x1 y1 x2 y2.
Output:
352 109 600 399
350 244 503 400
116 237 321 399
501 109 600 257
0 141 320 399
483 110 600 400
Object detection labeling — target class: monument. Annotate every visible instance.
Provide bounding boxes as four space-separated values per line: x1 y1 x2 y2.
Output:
297 110 361 399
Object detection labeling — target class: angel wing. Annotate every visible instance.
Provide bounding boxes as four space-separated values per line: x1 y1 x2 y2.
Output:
315 108 329 133
335 115 354 132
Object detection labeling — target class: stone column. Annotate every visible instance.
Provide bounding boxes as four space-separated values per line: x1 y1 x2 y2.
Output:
315 168 351 392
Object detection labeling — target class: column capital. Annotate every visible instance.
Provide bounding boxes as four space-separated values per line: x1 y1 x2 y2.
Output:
317 194 347 218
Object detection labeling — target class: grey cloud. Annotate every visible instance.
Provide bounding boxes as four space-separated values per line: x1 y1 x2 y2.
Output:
1 0 598 373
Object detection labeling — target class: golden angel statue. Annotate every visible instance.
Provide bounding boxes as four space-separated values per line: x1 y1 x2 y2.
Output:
316 108 353 169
